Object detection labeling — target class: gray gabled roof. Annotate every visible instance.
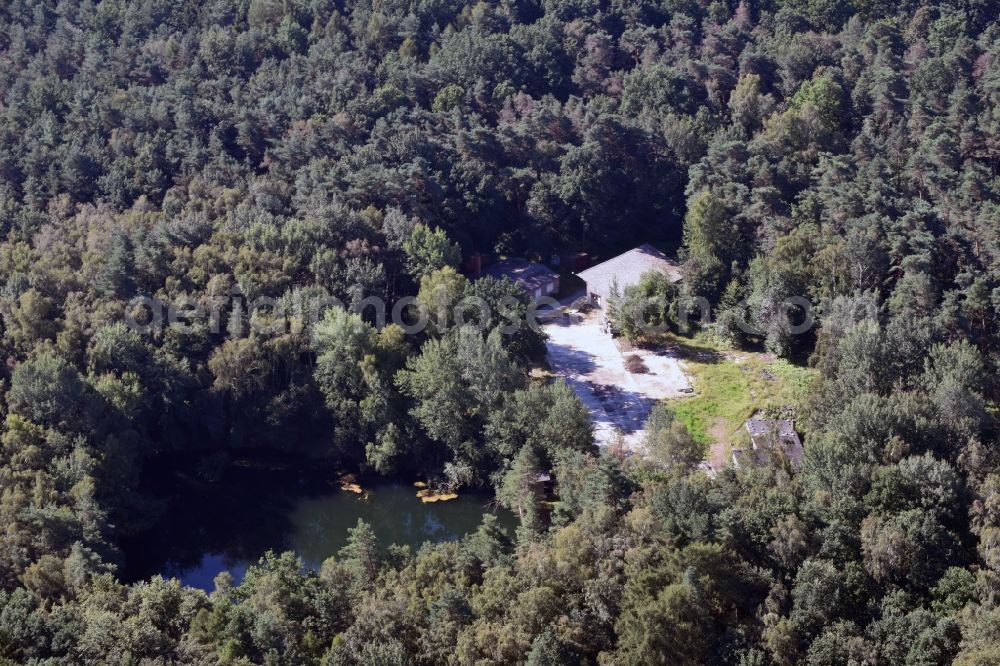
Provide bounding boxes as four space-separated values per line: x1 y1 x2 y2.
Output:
482 258 559 292
576 244 682 298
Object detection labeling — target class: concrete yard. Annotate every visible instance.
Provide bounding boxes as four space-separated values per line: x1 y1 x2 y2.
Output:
542 310 691 452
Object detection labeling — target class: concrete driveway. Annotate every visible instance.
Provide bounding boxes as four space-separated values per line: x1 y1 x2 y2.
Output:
543 310 691 452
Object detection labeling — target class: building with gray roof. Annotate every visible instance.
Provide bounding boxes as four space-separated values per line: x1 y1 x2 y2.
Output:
732 418 804 469
576 244 682 308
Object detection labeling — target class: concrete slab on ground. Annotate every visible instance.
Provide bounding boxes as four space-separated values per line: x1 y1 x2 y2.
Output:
542 311 691 452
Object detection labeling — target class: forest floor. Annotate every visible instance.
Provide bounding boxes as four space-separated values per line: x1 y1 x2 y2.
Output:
542 309 691 452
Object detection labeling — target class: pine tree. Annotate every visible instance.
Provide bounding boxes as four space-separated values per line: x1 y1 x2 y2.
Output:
339 519 380 590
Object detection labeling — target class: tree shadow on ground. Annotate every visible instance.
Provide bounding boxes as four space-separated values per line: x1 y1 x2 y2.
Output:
588 383 657 434
545 343 599 374
541 311 588 327
627 333 726 364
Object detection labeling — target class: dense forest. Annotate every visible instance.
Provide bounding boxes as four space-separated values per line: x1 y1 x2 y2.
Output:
2 0 1000 663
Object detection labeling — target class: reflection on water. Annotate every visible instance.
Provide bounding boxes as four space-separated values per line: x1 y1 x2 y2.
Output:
120 455 513 591
287 484 508 566
163 554 250 593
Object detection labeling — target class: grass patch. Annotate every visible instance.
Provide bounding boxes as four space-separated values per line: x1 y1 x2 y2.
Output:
666 334 818 446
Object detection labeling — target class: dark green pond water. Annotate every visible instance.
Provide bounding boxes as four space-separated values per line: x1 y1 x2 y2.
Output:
121 455 514 591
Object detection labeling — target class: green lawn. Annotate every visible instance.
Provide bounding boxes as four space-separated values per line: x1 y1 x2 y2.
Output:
666 334 817 446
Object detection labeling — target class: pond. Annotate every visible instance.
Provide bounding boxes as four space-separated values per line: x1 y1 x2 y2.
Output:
120 453 515 591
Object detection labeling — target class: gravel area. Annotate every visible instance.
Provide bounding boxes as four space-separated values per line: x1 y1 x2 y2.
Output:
543 310 692 452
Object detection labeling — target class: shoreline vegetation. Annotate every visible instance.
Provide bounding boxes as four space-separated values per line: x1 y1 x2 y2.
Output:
119 452 516 588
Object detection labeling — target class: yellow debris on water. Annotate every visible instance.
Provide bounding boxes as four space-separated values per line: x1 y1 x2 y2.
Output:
420 492 458 503
413 481 428 488
336 472 365 494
